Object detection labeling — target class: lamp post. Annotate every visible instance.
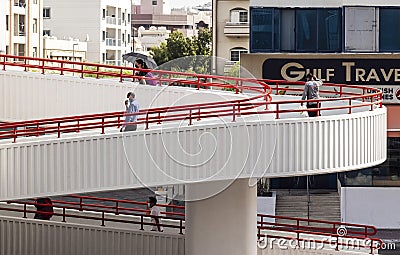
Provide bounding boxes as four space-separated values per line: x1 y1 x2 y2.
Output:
72 43 78 75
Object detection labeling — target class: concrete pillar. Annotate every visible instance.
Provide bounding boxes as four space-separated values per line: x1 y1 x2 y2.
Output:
185 179 257 255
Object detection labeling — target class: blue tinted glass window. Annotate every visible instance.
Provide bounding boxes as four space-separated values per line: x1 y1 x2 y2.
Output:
296 9 317 51
296 9 341 52
318 9 341 51
380 8 400 51
250 8 280 52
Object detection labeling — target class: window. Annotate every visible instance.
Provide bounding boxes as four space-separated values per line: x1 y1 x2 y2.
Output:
17 44 25 56
230 47 248 62
102 31 106 41
250 8 279 52
33 18 37 33
230 8 248 23
128 14 130 22
296 10 318 51
33 47 37 58
102 9 106 19
6 15 9 31
296 9 341 52
43 30 51 36
33 0 37 4
317 9 341 51
43 8 51 18
122 13 125 21
250 7 341 53
128 34 131 43
380 8 400 51
152 0 157 5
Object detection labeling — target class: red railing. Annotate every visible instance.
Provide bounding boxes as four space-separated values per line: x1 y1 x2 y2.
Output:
65 194 185 218
4 199 185 234
258 214 377 238
257 214 383 254
3 197 384 253
0 54 383 143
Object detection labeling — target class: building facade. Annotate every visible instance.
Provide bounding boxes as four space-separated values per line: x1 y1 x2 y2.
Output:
43 36 87 62
212 0 249 71
132 0 205 38
0 0 43 58
240 0 400 228
43 0 132 65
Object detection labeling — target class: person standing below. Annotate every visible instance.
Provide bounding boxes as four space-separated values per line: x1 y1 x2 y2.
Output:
34 197 54 220
121 92 139 132
146 196 163 232
301 73 323 117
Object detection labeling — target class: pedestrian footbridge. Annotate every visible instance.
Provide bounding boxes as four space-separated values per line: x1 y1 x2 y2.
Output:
0 55 387 255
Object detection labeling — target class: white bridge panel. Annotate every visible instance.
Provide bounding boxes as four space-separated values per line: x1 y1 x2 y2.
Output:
0 215 184 255
0 70 244 121
0 108 386 200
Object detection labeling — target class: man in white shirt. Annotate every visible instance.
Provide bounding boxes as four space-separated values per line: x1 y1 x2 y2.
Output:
147 196 163 232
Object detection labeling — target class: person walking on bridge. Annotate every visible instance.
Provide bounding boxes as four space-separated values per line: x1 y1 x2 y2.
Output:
301 73 323 117
121 92 139 132
146 196 163 232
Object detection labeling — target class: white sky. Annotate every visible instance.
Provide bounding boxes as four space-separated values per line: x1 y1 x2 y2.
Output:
170 0 210 8
133 0 211 8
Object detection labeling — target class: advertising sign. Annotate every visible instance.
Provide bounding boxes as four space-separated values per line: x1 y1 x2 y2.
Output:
262 58 400 103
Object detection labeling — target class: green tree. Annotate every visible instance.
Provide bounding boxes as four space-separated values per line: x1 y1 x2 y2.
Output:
150 28 212 66
166 31 195 60
193 28 212 56
150 42 169 66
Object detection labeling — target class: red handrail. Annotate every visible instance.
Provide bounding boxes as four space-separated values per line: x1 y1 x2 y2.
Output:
4 200 185 234
0 54 383 143
65 194 184 217
257 213 377 238
2 199 384 252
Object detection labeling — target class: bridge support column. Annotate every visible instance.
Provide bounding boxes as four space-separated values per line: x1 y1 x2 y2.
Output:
185 179 257 255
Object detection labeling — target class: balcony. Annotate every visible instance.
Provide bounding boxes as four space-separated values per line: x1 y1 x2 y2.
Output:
106 16 116 25
14 0 26 7
223 22 249 37
105 38 116 46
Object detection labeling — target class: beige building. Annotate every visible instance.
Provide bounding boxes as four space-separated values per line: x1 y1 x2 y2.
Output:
43 36 87 62
0 0 43 58
212 0 249 72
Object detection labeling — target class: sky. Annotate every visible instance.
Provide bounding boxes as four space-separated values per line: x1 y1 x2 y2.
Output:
133 0 211 8
170 0 211 8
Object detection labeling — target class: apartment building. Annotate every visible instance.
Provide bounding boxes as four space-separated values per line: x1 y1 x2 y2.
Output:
212 0 249 71
0 0 43 57
43 0 132 65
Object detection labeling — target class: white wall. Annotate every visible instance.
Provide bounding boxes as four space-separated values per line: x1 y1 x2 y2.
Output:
341 187 400 229
0 70 245 121
0 215 185 255
257 192 276 223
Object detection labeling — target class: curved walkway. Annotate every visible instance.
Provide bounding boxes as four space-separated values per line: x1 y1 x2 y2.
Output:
0 55 387 200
